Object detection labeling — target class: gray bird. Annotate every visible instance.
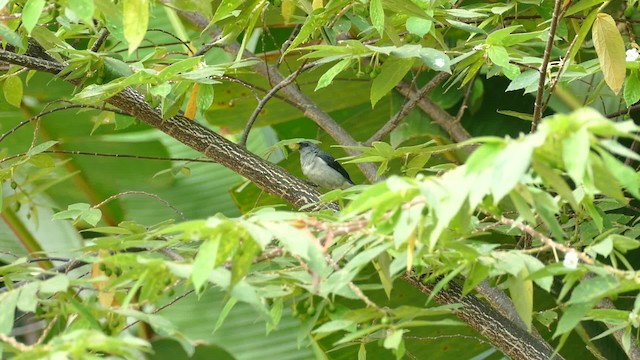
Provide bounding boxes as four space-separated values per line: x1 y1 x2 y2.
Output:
298 141 354 190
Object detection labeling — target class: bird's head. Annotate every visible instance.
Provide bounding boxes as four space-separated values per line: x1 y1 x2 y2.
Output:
298 141 320 153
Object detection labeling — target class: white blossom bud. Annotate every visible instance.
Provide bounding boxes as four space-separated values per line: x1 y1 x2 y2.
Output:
562 250 579 270
626 48 639 62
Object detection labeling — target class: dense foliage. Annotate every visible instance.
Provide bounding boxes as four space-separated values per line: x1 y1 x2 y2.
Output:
2 0 640 359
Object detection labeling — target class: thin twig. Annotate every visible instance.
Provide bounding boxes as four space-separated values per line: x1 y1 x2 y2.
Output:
122 289 195 332
239 60 313 147
35 315 58 346
0 104 129 144
278 25 302 66
531 0 563 132
607 102 640 118
455 74 477 122
541 25 576 115
44 150 216 163
499 217 632 278
93 191 186 220
366 72 450 145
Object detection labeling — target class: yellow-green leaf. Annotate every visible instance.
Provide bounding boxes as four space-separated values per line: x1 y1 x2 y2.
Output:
281 0 295 24
123 0 149 54
592 13 626 94
3 76 23 108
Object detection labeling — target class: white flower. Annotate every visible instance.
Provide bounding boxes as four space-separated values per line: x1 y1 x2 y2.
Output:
434 58 446 68
562 250 579 269
629 311 640 328
626 48 639 62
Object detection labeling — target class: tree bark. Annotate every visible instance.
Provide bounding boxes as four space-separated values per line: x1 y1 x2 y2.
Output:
402 274 562 360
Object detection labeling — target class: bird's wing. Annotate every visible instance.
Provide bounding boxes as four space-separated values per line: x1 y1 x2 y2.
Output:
317 152 354 184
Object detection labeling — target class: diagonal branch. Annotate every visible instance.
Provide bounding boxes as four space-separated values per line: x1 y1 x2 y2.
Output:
366 72 450 145
402 273 560 360
0 49 334 211
240 60 312 147
395 82 472 143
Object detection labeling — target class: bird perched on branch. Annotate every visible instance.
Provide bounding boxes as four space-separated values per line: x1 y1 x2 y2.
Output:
298 141 354 190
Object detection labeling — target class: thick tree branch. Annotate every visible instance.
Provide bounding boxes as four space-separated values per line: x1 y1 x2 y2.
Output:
0 49 333 211
402 274 561 360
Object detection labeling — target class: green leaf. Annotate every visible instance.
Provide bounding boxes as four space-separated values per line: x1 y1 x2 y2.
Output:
509 268 532 332
210 0 245 24
624 70 640 107
592 13 626 94
28 140 59 156
3 75 23 108
568 275 620 304
485 25 520 45
39 274 70 294
230 238 260 288
490 133 542 202
496 110 533 121
22 0 45 35
374 253 393 298
316 58 352 91
261 222 314 266
17 283 39 313
371 57 414 107
563 127 590 185
599 150 640 199
420 48 450 73
591 236 613 257
0 23 24 49
192 237 220 293
506 70 539 92
535 310 558 328
487 45 510 67
158 56 203 81
392 203 423 247
197 83 215 111
609 234 640 253
82 208 102 226
554 301 596 337
213 298 237 333
500 30 546 47
383 328 404 350
313 319 354 333
0 291 19 334
465 142 503 174
68 0 95 25
370 0 385 37
406 17 431 37
532 161 578 211
72 71 157 103
123 0 149 54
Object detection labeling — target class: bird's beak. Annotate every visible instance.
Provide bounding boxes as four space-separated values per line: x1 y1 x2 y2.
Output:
289 143 301 151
